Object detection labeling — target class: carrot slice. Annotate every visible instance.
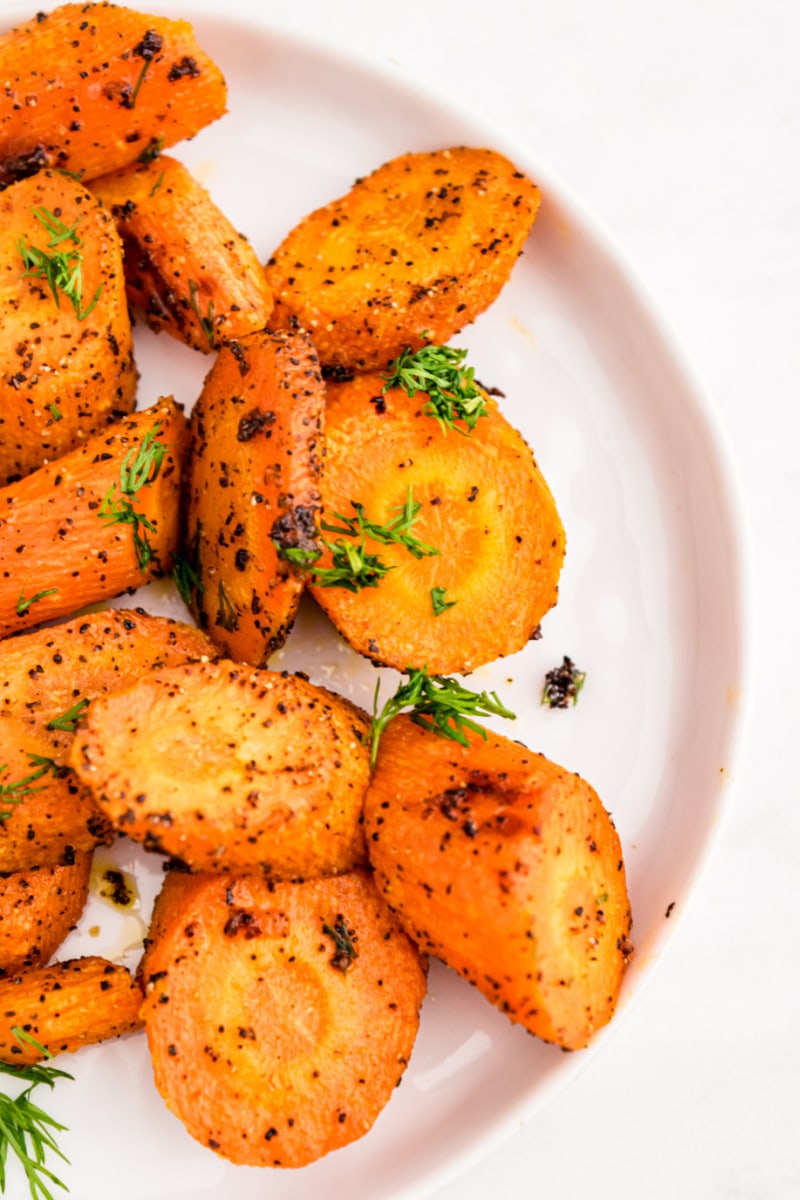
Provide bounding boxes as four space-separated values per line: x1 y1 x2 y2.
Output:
0 956 143 1064
0 3 227 187
185 330 324 664
308 373 565 673
264 146 540 372
364 715 634 1050
91 155 273 354
140 868 427 1167
0 853 91 978
0 608 215 873
70 660 370 879
0 398 188 639
0 169 136 485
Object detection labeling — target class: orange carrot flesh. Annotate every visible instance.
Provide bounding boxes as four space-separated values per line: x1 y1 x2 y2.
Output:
0 853 91 978
0 3 227 187
91 155 273 353
0 956 143 1064
364 715 633 1050
140 869 427 1167
186 330 324 664
70 660 370 878
265 146 540 372
308 373 565 673
0 608 215 873
0 398 188 640
0 170 136 485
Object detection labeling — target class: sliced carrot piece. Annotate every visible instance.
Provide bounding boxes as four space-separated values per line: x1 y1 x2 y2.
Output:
185 330 324 664
0 853 91 978
91 155 273 354
140 868 427 1167
0 169 136 485
264 146 540 372
70 660 370 879
364 715 634 1050
0 608 215 873
0 956 143 1064
0 398 188 640
308 373 565 673
0 3 227 187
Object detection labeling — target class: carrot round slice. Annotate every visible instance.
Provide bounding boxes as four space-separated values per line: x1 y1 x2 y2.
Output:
70 660 370 878
308 373 565 673
140 868 427 1167
0 853 91 978
0 956 143 1064
364 715 634 1051
185 329 324 665
265 146 540 372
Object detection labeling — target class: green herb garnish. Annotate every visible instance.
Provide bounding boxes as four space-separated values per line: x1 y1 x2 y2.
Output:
137 135 164 165
369 667 516 768
188 280 216 349
46 404 63 423
46 698 89 734
322 916 358 973
15 588 58 617
98 425 167 571
275 546 321 570
149 170 165 198
0 756 62 821
17 207 102 321
0 1027 73 1200
382 343 487 435
430 586 456 616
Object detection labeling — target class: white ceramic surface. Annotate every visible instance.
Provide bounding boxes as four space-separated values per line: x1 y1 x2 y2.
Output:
1 6 750 1199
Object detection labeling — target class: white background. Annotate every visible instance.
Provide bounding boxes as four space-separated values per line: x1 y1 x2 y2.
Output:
245 2 797 1198
2 0 797 1196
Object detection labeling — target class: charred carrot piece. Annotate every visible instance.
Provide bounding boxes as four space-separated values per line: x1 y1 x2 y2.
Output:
140 869 427 1167
0 853 91 978
0 3 227 188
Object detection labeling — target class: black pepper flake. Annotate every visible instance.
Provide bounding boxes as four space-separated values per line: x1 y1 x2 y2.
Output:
541 656 586 709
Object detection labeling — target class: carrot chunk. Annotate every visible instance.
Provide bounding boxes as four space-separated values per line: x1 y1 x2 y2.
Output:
140 868 427 1166
0 3 227 187
0 398 188 640
264 146 540 372
0 956 143 1064
0 853 91 978
364 715 634 1050
185 330 324 664
308 372 565 673
0 170 136 485
70 661 370 879
0 608 215 873
91 155 273 353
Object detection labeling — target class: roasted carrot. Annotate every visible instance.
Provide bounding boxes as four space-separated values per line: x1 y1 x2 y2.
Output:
0 169 137 485
0 398 188 639
308 372 565 673
0 956 143 1064
91 155 273 353
264 146 540 372
70 660 370 879
140 868 427 1167
0 3 227 188
184 329 324 664
0 607 216 873
364 715 633 1051
0 853 91 978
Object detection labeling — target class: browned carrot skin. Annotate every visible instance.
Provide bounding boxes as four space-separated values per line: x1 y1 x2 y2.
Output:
364 716 633 1051
264 146 540 372
0 170 136 485
0 3 227 188
0 608 216 873
91 155 273 353
140 869 427 1167
186 330 324 664
0 398 188 640
70 660 370 879
309 374 565 673
0 956 143 1064
0 853 91 978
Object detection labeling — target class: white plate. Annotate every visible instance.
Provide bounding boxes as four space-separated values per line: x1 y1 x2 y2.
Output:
3 6 750 1199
